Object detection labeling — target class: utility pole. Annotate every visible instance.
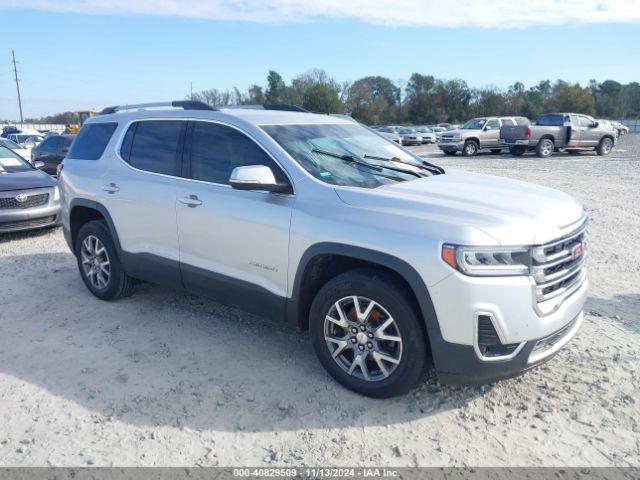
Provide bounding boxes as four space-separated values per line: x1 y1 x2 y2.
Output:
190 82 194 101
11 50 24 124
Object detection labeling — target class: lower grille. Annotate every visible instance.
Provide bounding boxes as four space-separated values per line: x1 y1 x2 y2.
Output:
0 215 57 232
0 193 49 209
529 314 581 364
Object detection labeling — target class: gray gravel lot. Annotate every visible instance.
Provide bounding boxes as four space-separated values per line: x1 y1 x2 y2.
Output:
0 135 638 467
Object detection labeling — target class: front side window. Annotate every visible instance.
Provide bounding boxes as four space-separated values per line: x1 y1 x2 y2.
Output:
486 119 500 129
67 122 117 160
578 116 595 127
262 123 433 188
189 122 289 187
122 121 184 175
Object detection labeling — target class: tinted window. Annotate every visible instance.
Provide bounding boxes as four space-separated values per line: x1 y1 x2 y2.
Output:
578 116 594 127
59 136 74 147
126 121 184 175
189 122 288 186
501 118 515 126
42 137 59 150
486 119 500 129
67 122 117 160
536 114 564 126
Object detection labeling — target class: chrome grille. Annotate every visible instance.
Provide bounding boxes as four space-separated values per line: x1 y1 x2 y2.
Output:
0 193 49 209
531 222 587 304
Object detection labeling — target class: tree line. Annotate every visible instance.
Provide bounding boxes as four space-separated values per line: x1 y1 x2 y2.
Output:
191 70 640 125
18 70 639 125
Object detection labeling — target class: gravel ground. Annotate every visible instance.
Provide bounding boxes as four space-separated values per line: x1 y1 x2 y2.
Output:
0 135 638 467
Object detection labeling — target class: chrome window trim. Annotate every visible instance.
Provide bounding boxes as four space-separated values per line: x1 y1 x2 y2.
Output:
112 117 296 196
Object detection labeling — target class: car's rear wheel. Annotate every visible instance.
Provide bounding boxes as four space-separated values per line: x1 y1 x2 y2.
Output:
462 140 478 156
509 146 526 156
596 137 613 156
536 138 555 158
309 269 429 398
75 220 135 301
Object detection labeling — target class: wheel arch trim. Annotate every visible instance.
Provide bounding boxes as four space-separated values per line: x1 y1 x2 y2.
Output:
288 242 446 356
68 198 123 255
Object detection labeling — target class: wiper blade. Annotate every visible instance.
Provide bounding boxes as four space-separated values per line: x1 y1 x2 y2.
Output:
312 148 383 172
364 154 445 175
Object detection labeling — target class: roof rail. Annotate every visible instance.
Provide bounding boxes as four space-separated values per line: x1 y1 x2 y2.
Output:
100 100 216 115
224 103 310 113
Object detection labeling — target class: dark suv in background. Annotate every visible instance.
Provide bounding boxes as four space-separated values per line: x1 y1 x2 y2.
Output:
31 134 75 175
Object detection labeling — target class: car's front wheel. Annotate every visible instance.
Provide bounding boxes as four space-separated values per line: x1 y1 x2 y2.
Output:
462 140 479 156
596 137 613 156
75 220 135 301
309 269 429 398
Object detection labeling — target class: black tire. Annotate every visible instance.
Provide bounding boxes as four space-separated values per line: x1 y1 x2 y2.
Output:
75 220 135 301
462 140 479 156
535 138 555 158
443 151 457 156
596 137 614 156
490 149 502 154
309 269 429 398
509 146 526 156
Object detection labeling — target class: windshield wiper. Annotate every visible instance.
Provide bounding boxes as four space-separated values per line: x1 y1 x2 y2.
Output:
312 148 383 173
364 154 445 175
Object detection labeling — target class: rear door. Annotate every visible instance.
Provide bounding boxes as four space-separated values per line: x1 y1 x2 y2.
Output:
99 119 185 287
174 120 294 316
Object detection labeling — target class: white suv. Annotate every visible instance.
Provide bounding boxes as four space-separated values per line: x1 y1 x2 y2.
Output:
59 101 588 398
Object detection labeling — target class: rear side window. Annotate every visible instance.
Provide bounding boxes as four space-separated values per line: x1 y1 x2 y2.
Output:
67 122 117 160
536 114 563 126
188 121 289 186
122 121 184 176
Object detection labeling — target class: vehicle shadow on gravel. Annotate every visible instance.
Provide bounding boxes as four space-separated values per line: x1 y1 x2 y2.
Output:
0 252 487 432
0 225 59 244
586 294 640 334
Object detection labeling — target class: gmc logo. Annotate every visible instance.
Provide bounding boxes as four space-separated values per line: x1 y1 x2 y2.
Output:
571 242 585 261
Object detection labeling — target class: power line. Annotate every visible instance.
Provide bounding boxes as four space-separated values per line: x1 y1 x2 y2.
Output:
12 50 24 123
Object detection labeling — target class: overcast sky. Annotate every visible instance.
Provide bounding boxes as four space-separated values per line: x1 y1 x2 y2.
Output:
2 0 640 119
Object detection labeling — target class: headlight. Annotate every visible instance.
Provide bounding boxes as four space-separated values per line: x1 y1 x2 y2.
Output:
53 185 60 201
441 244 530 276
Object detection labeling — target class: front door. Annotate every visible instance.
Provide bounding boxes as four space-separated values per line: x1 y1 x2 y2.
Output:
481 119 501 148
175 120 294 317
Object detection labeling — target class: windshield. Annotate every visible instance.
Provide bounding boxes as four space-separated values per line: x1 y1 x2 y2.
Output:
461 118 486 129
0 146 32 173
398 127 414 134
14 135 43 144
261 123 432 188
0 138 22 150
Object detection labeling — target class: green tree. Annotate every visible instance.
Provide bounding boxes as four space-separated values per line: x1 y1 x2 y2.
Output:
265 70 287 104
289 69 343 113
347 76 400 125
547 80 595 115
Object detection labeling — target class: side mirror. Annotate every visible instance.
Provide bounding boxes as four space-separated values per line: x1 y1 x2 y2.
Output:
229 165 290 193
34 161 45 169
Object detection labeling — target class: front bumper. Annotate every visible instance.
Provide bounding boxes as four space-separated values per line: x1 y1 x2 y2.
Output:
0 188 61 233
438 141 464 152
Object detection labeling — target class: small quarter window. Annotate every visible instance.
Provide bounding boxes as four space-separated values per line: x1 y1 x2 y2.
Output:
67 122 117 160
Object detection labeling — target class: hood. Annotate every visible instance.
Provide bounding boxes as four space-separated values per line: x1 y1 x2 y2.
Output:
334 170 585 246
441 128 475 137
0 169 56 191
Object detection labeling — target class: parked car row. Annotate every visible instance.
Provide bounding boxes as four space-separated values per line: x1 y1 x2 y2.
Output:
435 113 619 158
373 125 446 145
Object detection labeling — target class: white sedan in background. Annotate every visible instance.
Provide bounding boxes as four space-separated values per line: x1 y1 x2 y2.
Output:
0 137 33 163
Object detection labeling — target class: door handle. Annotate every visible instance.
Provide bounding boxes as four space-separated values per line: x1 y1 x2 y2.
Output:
179 194 203 207
101 183 120 194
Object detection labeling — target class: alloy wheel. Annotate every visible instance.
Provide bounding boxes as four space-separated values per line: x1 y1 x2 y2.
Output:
80 235 111 290
324 296 403 382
